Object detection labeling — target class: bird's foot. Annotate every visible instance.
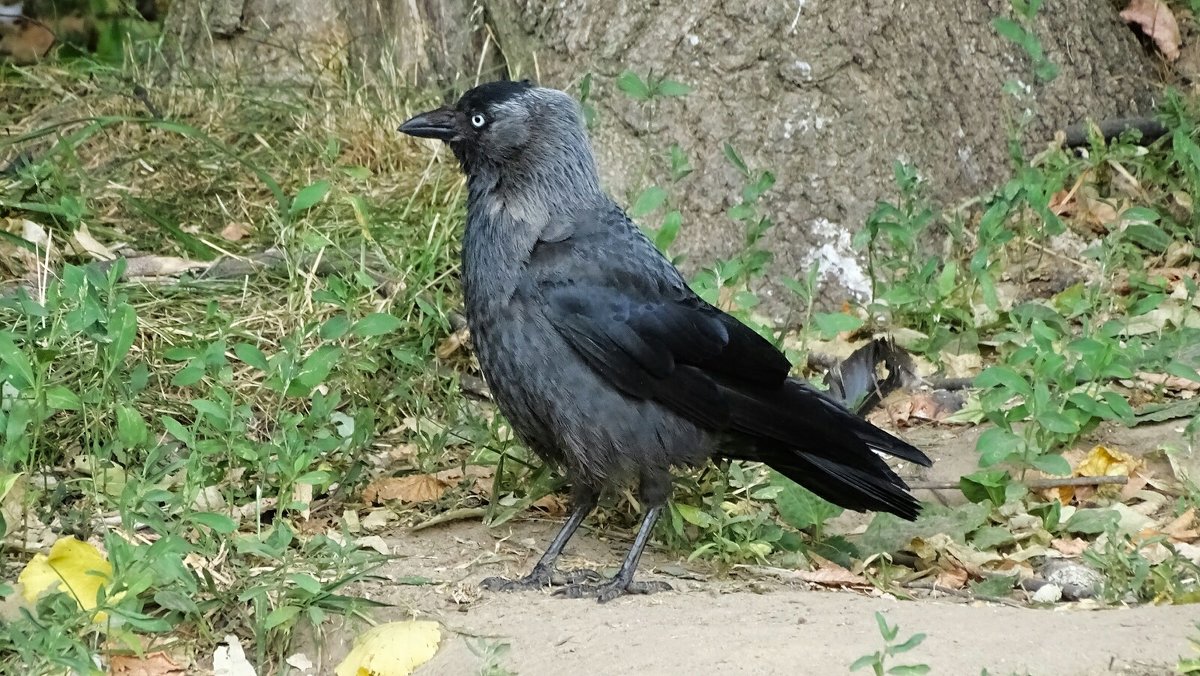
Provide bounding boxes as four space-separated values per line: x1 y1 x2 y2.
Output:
554 578 672 603
481 567 602 592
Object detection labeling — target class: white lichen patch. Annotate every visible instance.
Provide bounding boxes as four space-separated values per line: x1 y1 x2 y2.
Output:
804 218 872 300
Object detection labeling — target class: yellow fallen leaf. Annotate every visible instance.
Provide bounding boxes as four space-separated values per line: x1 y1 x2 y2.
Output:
335 620 442 676
1076 445 1141 478
1056 445 1143 503
18 537 112 618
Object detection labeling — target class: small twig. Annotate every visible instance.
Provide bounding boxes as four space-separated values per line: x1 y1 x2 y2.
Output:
410 507 486 532
909 475 1127 491
904 580 1025 608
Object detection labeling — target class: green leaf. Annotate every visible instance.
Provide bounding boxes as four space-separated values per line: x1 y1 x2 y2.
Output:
615 71 651 100
43 385 82 411
1035 410 1078 435
655 79 693 97
773 473 843 530
976 428 1022 467
1123 223 1171 253
1064 508 1118 535
352 313 404 338
0 332 35 388
723 142 749 177
188 511 237 534
875 612 898 641
655 211 682 252
675 503 716 528
294 346 342 390
233 343 269 370
992 17 1028 45
813 312 864 337
172 363 205 387
630 186 668 217
975 365 1032 397
888 665 931 676
288 573 324 594
858 502 990 555
290 180 331 215
1031 453 1071 476
1101 391 1136 422
116 405 149 447
971 526 1015 550
849 654 879 672
264 604 301 629
958 470 1011 505
887 632 926 655
106 304 138 367
970 573 1017 598
154 589 200 614
320 314 352 340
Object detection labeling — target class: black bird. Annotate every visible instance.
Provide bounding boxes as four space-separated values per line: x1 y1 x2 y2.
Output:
399 80 932 602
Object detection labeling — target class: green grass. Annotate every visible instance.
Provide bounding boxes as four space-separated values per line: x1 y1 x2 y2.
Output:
0 40 513 672
3 13 1200 675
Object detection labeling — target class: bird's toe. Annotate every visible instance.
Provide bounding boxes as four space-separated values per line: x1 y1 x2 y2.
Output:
553 578 672 602
481 574 547 592
554 568 603 585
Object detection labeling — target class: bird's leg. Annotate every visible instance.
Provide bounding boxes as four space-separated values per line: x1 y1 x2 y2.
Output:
481 490 600 592
555 504 673 603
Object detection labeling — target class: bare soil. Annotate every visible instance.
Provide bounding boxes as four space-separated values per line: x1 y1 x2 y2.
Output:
300 421 1199 675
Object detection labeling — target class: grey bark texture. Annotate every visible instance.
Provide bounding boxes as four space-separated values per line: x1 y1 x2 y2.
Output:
164 0 1162 316
162 0 491 86
485 0 1160 316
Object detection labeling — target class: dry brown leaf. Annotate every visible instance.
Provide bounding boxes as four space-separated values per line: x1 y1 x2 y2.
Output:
110 651 185 676
935 566 969 589
1120 0 1181 61
0 20 55 64
71 225 116 261
531 493 567 516
1162 507 1198 543
435 328 470 359
1135 371 1200 392
219 222 251 242
793 562 868 588
362 475 449 505
1051 537 1090 557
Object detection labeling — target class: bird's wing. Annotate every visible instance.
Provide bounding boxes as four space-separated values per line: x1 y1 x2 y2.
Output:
543 281 790 428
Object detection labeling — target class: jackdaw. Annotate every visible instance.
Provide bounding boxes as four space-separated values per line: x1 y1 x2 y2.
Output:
398 79 932 602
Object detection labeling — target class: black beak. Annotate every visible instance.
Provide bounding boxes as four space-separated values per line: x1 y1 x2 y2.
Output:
398 107 459 141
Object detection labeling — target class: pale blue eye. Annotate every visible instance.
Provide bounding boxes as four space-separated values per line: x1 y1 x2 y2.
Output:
471 114 487 128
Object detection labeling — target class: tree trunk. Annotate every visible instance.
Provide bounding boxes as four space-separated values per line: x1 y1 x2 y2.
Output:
163 0 1161 314
162 0 491 87
486 0 1159 315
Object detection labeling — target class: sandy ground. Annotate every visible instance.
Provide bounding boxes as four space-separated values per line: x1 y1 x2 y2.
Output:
300 421 1199 676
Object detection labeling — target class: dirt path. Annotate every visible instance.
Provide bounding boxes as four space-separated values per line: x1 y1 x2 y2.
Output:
299 520 1196 676
292 422 1199 675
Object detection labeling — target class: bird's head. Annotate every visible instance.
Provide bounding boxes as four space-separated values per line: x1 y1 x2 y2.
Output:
398 79 596 185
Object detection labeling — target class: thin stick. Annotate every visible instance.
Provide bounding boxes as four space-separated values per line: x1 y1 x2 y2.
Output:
410 507 487 532
909 475 1127 491
904 580 1026 608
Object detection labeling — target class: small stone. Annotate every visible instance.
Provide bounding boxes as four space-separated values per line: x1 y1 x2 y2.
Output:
1041 559 1101 600
1032 583 1062 604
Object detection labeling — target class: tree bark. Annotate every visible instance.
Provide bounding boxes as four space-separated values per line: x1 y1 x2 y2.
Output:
163 0 1162 314
162 0 493 87
485 0 1160 316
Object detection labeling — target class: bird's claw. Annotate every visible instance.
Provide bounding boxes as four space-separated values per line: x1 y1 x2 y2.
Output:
554 578 672 603
481 568 603 592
